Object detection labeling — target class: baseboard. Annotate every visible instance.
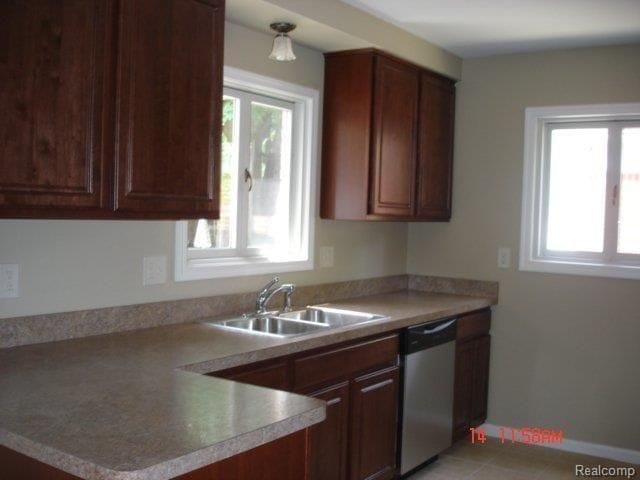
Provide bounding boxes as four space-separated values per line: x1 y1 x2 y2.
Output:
480 423 640 465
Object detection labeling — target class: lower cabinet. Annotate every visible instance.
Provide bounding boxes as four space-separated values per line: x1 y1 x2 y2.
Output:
349 367 400 480
214 333 401 480
174 430 309 480
0 430 309 480
219 359 290 390
306 382 350 480
453 309 492 442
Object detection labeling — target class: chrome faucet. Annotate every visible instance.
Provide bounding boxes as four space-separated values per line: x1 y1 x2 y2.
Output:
255 277 295 314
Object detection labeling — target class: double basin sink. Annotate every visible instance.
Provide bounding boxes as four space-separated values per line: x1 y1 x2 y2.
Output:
208 306 387 338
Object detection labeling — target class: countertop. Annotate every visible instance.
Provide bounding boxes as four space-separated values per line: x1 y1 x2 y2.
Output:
0 291 492 479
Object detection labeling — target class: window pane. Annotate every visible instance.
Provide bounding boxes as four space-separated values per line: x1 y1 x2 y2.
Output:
187 96 238 249
618 128 640 254
546 128 608 252
247 101 293 250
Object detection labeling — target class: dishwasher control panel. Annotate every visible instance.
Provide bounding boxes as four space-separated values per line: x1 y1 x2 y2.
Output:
402 317 457 354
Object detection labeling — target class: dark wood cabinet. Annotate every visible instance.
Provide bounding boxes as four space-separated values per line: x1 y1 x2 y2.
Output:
370 57 419 217
453 309 492 442
321 48 456 221
470 335 491 425
307 382 350 480
416 72 455 219
0 0 224 220
114 0 222 218
212 333 401 480
0 430 309 480
453 338 475 440
350 367 399 480
0 0 115 217
214 359 291 391
176 430 309 480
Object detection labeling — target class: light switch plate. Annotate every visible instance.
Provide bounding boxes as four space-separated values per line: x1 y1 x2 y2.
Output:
497 247 511 269
319 246 334 268
143 256 167 286
0 264 20 298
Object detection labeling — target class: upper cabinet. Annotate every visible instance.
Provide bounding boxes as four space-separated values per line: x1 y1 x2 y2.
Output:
370 57 419 217
0 0 224 220
114 0 223 218
416 72 455 219
321 49 456 221
0 0 115 216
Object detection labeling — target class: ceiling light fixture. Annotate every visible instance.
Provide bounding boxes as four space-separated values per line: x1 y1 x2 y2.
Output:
269 22 297 62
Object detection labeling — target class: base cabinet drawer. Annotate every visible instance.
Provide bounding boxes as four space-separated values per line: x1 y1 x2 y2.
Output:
293 334 399 390
213 360 290 391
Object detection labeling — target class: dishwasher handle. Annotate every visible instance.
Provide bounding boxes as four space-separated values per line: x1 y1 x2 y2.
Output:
403 318 457 354
420 319 456 334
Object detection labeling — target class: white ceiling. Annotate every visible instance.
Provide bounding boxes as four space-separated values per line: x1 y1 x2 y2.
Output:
341 0 640 57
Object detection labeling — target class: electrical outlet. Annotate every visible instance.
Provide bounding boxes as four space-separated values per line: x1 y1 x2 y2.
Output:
497 247 511 269
319 246 334 268
0 264 20 298
143 256 167 286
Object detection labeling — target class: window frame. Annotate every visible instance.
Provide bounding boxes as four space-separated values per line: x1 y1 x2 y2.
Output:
174 66 319 281
520 103 640 280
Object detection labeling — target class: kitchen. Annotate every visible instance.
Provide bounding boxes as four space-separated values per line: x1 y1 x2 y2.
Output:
0 1 639 479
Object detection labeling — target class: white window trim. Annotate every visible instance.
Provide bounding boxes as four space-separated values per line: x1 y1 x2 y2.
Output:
174 66 319 281
520 103 640 280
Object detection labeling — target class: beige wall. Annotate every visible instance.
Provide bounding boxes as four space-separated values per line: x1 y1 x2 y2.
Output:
0 21 408 319
408 44 640 450
227 0 462 79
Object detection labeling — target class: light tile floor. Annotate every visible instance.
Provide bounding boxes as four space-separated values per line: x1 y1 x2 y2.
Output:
408 437 638 479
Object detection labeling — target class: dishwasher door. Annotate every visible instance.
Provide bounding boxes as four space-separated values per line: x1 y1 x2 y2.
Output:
400 319 456 475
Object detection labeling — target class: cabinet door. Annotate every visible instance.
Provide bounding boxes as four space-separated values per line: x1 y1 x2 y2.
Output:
350 367 399 480
452 339 474 442
416 73 455 220
369 57 419 218
470 335 491 425
453 335 491 442
114 0 223 218
0 0 114 216
307 382 349 480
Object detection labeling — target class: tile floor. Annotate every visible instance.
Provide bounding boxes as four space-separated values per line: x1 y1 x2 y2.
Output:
407 437 638 479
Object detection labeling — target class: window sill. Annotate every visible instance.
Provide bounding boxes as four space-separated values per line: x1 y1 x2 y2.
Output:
519 257 640 280
175 255 313 281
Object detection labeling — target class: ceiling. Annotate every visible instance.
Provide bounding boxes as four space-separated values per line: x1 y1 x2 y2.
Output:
341 0 640 57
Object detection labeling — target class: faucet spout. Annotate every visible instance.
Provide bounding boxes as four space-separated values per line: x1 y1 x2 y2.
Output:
255 277 295 314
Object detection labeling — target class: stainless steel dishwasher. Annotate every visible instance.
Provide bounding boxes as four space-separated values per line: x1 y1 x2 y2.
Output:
399 317 457 476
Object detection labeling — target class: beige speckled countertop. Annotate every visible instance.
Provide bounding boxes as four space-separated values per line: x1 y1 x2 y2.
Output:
0 291 492 480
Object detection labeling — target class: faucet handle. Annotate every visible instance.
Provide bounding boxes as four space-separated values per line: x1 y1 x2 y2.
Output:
282 283 295 312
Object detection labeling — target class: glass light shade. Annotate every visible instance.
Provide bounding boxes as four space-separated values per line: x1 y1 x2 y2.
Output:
269 34 296 62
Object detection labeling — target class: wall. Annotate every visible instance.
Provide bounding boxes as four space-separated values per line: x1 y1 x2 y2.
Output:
227 0 462 79
0 21 408 319
407 44 640 451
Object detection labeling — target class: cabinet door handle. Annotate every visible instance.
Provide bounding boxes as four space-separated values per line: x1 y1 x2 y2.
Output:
244 168 253 192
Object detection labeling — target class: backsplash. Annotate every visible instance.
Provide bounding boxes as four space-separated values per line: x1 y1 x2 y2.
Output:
0 275 498 348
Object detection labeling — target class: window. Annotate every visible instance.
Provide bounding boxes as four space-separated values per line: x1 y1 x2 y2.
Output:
175 67 318 281
520 103 640 279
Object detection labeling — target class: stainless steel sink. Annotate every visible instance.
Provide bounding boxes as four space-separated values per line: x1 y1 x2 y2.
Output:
208 316 329 337
207 306 387 338
277 306 387 327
